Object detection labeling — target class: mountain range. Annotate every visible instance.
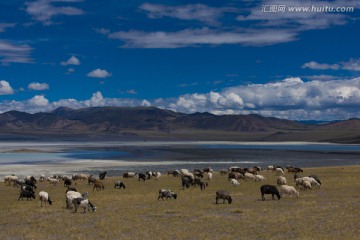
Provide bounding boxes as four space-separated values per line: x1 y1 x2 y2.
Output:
0 106 359 143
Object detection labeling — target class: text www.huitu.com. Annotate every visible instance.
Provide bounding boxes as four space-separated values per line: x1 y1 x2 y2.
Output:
262 5 355 13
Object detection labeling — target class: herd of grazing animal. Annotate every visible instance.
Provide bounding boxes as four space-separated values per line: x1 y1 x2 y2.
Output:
3 164 322 213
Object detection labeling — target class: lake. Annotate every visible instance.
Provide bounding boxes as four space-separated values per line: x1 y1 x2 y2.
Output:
0 141 360 177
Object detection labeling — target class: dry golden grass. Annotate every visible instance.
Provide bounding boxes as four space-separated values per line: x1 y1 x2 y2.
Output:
1 166 360 240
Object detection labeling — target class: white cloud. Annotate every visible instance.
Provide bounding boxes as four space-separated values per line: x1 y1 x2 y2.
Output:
0 40 33 64
94 28 110 35
28 82 49 91
28 95 49 107
139 3 234 26
61 56 80 66
0 80 14 95
0 23 16 32
303 58 360 71
108 28 297 48
25 0 85 25
87 69 112 78
237 0 359 31
302 61 340 70
3 77 360 120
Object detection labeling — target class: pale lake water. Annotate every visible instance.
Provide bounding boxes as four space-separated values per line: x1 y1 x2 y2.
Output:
0 141 360 178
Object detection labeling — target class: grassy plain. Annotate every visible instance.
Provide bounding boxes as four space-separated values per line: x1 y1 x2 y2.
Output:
0 166 359 240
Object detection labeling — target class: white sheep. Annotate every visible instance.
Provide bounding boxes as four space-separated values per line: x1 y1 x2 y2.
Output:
302 180 312 190
180 169 195 180
66 191 89 209
244 172 256 181
39 191 52 207
49 178 59 185
4 175 18 186
255 174 266 182
207 172 213 181
73 198 96 213
301 177 321 188
279 185 300 197
277 176 287 186
230 179 240 186
155 171 161 180
275 168 284 176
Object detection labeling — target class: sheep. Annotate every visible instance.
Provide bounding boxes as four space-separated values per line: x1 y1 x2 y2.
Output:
228 172 245 181
167 170 180 177
39 174 46 182
88 175 97 185
93 180 105 190
302 180 312 190
158 189 177 200
244 172 256 181
275 168 284 176
254 174 266 182
72 173 89 181
279 185 300 197
49 178 59 186
277 176 287 186
73 198 96 213
154 171 161 180
21 185 35 194
206 172 213 181
138 173 146 181
215 190 232 204
66 191 89 209
301 177 320 188
114 181 126 189
99 171 107 180
260 185 281 201
39 191 52 207
123 172 137 178
203 167 214 173
180 169 195 180
4 175 18 186
309 175 321 185
18 190 36 201
64 179 72 188
230 179 240 186
181 176 193 189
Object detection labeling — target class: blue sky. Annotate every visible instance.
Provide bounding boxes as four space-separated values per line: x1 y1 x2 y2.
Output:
0 0 360 120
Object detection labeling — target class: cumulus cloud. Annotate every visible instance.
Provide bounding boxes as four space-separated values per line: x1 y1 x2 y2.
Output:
87 69 112 78
25 0 85 25
0 80 14 95
3 77 360 120
303 58 360 71
61 56 80 66
28 82 49 91
0 40 33 64
28 95 49 106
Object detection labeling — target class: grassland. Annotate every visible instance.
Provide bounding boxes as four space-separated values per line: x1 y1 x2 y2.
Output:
1 166 360 240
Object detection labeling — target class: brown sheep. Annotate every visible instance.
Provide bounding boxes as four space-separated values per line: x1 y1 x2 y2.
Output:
93 180 105 191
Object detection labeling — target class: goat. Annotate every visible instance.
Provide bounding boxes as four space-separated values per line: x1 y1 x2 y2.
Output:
93 180 105 190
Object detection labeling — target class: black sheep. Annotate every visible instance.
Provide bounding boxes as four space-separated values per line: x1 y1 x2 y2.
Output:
138 173 146 181
18 190 36 201
260 185 281 201
99 171 107 180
